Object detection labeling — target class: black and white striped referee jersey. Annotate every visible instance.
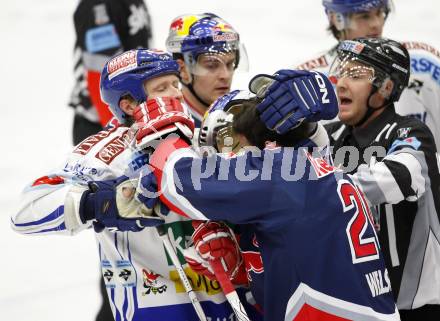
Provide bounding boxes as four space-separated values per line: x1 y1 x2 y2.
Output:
326 105 440 311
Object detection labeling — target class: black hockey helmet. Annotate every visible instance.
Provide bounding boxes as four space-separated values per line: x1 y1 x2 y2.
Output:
330 37 410 103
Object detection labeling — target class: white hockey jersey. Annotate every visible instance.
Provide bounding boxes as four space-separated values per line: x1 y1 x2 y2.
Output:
297 41 440 150
11 126 242 321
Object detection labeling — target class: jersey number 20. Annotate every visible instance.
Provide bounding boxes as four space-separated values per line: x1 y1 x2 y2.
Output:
337 180 380 264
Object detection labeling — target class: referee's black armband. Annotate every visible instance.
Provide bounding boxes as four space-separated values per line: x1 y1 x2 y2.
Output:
383 159 416 199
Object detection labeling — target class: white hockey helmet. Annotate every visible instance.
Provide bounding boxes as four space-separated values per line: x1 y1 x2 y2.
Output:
199 90 254 153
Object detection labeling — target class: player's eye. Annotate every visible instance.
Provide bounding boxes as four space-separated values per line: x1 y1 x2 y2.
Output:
154 85 166 92
172 80 180 89
202 60 221 70
226 60 236 71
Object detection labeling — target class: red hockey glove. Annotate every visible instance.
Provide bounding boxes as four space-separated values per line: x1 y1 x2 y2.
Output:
184 246 216 280
185 221 246 285
133 97 195 150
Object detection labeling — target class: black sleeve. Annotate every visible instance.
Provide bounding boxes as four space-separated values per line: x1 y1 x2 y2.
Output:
107 0 152 50
73 0 122 56
324 121 344 145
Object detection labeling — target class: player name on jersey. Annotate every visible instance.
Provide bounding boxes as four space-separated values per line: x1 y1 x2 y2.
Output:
365 268 392 298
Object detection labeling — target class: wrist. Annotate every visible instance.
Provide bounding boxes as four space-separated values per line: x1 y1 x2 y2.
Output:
64 184 91 231
79 189 96 223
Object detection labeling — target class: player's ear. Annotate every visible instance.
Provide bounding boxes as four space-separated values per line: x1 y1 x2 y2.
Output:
177 59 192 85
329 12 344 31
370 78 394 108
119 98 136 116
378 78 394 100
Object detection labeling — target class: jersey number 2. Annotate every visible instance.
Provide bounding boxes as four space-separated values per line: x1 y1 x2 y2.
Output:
338 180 379 264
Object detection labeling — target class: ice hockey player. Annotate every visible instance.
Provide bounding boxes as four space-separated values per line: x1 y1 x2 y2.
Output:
178 67 340 315
181 83 337 314
69 4 154 317
297 0 440 150
165 13 247 126
11 49 253 321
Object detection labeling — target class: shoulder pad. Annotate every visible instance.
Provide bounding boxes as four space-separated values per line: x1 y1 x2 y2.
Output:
296 54 329 71
403 41 440 60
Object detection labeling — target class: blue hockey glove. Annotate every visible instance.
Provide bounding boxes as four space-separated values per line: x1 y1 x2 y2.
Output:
249 69 338 134
137 168 170 217
80 176 164 233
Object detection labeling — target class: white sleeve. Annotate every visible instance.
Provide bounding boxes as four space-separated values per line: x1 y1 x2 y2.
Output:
11 177 92 236
350 147 427 206
11 127 135 236
396 42 440 150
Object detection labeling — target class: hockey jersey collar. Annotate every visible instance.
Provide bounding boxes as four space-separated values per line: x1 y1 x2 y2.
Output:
349 105 397 149
183 95 204 127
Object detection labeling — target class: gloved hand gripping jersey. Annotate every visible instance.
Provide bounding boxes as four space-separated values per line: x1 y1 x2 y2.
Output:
79 176 164 232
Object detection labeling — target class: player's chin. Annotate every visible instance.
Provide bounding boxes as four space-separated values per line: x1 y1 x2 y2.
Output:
214 87 230 96
338 110 355 125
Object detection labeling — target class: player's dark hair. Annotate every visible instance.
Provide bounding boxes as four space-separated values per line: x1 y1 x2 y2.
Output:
328 24 341 40
172 53 184 61
232 97 313 149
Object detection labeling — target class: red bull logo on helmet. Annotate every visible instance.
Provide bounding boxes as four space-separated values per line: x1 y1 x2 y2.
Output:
213 23 233 33
170 18 184 30
213 33 238 43
170 15 199 36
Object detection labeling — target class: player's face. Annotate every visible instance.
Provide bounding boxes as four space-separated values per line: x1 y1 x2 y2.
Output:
192 52 236 105
343 8 386 40
144 74 183 101
334 61 374 126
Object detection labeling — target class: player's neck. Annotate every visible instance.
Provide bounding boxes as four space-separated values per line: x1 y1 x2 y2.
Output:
182 87 209 117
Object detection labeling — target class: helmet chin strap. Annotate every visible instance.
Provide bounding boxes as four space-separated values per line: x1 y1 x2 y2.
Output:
180 54 212 108
353 87 390 127
185 77 211 108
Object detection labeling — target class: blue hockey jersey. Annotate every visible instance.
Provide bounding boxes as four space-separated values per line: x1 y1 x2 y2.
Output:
151 139 400 321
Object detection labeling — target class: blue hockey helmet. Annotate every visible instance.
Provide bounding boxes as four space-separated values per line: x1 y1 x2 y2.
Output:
322 0 391 14
198 90 253 152
166 13 247 75
323 0 393 34
100 49 179 124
